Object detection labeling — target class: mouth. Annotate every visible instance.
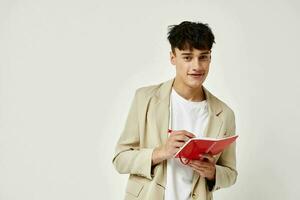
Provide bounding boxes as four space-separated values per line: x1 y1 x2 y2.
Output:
188 73 205 78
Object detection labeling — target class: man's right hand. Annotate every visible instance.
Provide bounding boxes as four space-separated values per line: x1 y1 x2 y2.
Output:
151 130 196 165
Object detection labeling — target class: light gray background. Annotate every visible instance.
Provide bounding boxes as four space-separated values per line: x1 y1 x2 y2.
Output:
1 0 300 199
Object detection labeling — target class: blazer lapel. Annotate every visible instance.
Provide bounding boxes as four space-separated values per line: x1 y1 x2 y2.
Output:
153 78 174 188
202 86 224 138
154 78 175 145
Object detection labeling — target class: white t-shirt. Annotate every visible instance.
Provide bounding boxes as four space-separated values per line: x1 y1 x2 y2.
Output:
165 88 209 200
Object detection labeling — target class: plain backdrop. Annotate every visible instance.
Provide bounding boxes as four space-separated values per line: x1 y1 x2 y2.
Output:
1 0 300 199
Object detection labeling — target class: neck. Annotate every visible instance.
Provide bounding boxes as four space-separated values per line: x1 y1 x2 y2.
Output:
172 78 206 102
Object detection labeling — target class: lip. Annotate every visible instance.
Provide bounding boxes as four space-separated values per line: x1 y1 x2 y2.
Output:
188 73 205 76
188 74 205 80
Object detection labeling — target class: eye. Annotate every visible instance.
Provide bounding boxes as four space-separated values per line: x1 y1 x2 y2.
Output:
183 56 192 61
199 55 210 60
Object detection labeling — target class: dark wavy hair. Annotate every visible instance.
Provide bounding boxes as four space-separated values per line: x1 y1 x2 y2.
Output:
167 21 215 53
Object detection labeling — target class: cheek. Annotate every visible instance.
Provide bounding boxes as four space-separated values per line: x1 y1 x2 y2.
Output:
206 66 210 72
205 63 211 70
202 65 210 73
176 62 190 73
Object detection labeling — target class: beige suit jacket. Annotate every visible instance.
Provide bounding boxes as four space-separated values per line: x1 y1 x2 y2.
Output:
112 78 237 200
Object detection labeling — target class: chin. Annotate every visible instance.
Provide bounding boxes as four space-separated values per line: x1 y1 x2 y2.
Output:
186 80 203 89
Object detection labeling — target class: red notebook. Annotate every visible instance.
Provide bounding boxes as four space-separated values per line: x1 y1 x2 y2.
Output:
174 135 238 164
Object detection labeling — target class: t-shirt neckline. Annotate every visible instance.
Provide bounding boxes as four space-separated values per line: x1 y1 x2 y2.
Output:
171 88 207 107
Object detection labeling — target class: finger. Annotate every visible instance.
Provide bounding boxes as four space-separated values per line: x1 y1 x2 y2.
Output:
172 141 186 148
198 153 204 160
189 160 201 165
181 158 189 163
189 164 215 178
170 130 185 135
172 134 191 142
183 131 196 138
189 159 207 165
190 165 214 179
169 132 189 141
189 160 213 169
201 154 215 163
189 163 211 169
203 153 214 158
191 166 205 175
189 165 207 177
172 130 196 138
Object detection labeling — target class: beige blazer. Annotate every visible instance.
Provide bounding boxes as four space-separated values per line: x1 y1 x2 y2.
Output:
112 78 237 200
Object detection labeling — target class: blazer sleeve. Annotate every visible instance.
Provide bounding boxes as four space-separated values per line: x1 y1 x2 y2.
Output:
209 111 238 192
112 89 155 180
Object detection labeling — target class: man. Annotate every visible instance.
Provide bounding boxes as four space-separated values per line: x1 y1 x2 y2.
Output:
112 21 237 200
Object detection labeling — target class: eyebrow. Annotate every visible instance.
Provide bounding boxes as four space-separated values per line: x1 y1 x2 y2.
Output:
181 51 210 56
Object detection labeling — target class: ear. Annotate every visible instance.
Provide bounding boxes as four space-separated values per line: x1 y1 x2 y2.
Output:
170 51 176 65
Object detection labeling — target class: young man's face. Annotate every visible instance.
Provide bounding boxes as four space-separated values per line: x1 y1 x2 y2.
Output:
170 47 211 89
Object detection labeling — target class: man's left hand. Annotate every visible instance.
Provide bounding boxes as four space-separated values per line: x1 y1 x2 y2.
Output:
187 153 216 180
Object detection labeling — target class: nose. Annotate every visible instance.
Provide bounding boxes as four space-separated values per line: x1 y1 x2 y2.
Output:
191 58 205 70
